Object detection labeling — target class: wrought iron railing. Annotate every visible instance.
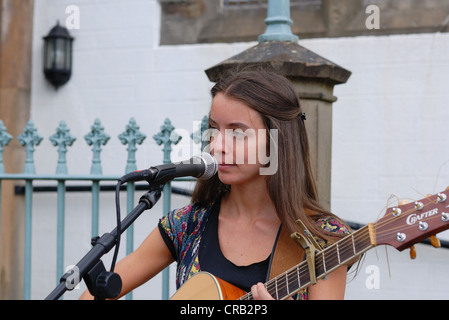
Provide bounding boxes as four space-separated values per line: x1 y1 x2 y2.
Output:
0 117 207 300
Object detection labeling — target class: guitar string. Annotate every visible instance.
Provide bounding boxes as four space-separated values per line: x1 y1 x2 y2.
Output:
287 194 446 299
246 211 437 300
375 218 437 241
269 195 445 299
306 193 444 279
375 194 441 229
239 232 370 300
260 228 373 300
240 227 373 299
373 195 445 241
240 193 447 300
240 231 371 300
375 207 443 236
272 205 445 299
240 234 372 300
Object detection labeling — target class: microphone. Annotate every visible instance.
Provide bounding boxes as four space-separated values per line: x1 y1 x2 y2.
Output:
118 152 218 184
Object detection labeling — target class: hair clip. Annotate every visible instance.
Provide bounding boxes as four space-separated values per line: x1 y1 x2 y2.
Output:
299 113 306 121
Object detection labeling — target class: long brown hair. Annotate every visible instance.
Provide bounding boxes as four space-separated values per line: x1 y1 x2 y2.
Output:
192 70 349 243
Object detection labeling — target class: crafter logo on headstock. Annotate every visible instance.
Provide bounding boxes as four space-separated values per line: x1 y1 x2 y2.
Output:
406 208 439 226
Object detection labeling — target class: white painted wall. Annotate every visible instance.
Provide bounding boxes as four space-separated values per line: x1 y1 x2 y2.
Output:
315 32 449 299
28 0 449 299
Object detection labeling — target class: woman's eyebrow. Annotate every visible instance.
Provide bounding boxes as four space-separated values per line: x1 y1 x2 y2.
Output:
209 118 250 130
229 122 250 130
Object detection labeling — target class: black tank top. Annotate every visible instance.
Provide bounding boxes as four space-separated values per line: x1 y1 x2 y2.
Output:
198 200 271 293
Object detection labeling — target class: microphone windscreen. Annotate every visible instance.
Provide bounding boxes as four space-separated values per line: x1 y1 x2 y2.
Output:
197 152 218 180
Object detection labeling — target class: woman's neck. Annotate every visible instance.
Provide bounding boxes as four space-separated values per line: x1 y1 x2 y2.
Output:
221 178 279 224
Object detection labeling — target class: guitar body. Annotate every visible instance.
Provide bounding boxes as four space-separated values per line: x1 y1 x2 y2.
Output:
170 272 246 300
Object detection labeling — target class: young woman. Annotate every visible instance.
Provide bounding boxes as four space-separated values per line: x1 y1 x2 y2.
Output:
80 70 352 300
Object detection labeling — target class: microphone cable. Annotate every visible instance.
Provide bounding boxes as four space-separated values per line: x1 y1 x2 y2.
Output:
110 181 123 273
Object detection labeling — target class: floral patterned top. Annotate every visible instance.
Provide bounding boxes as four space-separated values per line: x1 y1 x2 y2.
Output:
158 199 350 300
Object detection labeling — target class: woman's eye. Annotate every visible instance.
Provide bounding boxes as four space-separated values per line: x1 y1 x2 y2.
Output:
233 129 246 137
203 128 219 141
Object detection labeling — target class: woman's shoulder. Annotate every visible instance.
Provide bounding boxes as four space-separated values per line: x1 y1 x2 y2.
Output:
167 201 214 222
311 215 352 249
313 215 351 236
161 200 216 234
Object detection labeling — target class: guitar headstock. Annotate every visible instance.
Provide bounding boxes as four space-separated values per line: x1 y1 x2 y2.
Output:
374 189 449 252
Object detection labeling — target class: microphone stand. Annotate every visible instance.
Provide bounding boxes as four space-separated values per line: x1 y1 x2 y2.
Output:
45 183 164 300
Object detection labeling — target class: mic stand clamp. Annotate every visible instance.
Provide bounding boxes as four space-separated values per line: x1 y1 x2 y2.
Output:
83 241 122 300
139 184 164 209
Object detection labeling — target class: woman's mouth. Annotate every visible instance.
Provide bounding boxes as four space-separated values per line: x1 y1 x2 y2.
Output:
218 164 236 170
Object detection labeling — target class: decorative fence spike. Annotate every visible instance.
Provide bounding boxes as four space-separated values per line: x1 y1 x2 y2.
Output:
153 118 182 164
50 121 76 175
0 116 209 300
17 120 43 174
84 119 110 175
0 120 13 173
191 115 209 153
118 118 146 174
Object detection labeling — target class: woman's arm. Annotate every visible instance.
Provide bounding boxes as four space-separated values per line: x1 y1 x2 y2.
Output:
79 226 174 300
306 265 347 300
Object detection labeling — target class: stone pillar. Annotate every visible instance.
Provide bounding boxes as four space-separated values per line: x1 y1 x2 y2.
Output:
0 0 35 299
205 1 351 211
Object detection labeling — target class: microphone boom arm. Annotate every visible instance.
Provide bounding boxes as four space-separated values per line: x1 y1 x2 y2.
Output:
45 183 164 300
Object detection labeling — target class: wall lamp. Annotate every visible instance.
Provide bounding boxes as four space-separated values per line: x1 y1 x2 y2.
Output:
43 22 74 89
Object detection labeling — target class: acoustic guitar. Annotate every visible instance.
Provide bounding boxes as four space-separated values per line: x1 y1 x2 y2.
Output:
171 189 449 300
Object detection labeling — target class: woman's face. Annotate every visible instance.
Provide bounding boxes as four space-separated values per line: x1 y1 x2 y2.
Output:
208 93 269 186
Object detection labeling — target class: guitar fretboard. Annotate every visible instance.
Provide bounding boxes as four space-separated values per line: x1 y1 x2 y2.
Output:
239 224 375 300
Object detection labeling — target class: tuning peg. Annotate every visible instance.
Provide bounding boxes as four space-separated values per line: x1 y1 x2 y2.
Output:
438 193 447 202
429 235 441 248
409 245 417 259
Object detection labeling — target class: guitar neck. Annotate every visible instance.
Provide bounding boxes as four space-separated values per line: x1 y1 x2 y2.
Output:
239 224 376 300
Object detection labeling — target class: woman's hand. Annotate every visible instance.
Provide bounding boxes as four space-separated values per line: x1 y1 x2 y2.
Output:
250 283 274 300
251 282 294 300
250 265 347 300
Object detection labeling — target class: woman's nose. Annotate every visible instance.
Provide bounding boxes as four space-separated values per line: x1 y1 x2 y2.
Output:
209 129 232 163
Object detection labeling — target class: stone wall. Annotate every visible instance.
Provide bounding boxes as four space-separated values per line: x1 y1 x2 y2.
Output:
160 0 449 44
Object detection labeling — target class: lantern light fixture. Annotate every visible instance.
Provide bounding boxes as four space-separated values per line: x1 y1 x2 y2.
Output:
43 22 74 89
